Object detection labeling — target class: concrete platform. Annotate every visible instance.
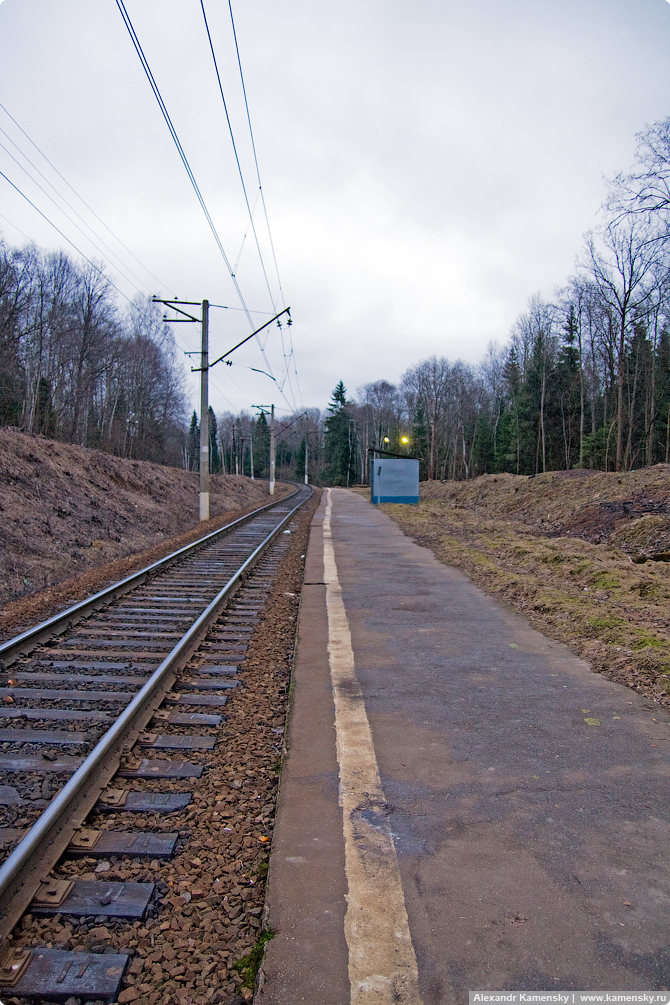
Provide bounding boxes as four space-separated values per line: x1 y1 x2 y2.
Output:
260 488 670 1005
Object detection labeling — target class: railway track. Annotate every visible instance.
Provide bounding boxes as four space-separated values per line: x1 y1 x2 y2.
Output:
0 483 314 1003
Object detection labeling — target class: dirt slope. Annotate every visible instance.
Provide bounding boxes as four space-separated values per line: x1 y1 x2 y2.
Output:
368 466 670 707
0 427 287 624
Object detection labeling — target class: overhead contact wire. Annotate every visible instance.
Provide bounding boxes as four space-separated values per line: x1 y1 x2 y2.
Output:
0 167 141 311
200 0 276 310
228 0 286 310
0 102 170 293
0 135 152 299
114 0 255 330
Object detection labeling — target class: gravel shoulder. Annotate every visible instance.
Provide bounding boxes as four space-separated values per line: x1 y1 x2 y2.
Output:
359 467 670 709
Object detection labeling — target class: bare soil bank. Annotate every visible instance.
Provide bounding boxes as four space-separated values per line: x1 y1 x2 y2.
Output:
364 467 670 708
0 428 289 637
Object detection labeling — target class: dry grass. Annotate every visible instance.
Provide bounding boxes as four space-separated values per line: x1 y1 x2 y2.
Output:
356 467 670 707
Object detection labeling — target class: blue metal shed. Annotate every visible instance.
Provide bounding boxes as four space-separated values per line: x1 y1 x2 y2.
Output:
370 457 419 504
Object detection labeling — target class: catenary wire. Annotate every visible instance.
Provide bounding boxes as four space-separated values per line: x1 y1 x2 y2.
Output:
0 167 149 314
200 0 277 310
0 102 171 294
227 0 286 310
0 212 33 244
0 167 199 367
0 136 154 301
0 142 278 418
114 2 252 327
114 0 284 396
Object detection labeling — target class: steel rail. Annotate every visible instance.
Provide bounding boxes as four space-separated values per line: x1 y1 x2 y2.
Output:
0 484 312 943
0 485 299 667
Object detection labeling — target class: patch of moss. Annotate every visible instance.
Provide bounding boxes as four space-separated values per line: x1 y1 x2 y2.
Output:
590 572 620 590
585 616 624 630
632 635 666 650
233 929 274 989
583 616 626 642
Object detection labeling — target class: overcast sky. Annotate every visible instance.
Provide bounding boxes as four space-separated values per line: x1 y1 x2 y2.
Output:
1 0 669 418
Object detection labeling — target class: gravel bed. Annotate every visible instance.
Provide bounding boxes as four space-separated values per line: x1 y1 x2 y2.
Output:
3 488 320 1005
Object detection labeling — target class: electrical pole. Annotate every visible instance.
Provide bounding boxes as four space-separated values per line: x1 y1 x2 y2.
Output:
304 435 309 485
153 296 213 523
269 404 275 495
250 432 254 480
154 298 291 514
199 299 209 522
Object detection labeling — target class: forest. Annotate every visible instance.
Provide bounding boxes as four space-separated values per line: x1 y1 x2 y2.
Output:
321 115 670 483
3 115 670 484
0 246 188 466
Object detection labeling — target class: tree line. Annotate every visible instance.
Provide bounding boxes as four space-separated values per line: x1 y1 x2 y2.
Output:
6 116 670 485
322 115 670 483
0 241 188 465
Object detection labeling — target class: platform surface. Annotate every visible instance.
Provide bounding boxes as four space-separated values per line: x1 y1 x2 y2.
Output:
260 488 670 1005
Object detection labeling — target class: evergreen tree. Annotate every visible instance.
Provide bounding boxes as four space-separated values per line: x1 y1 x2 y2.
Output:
502 348 522 474
324 381 356 485
188 411 199 471
295 437 306 481
208 406 222 473
657 327 670 462
254 412 270 478
412 402 429 480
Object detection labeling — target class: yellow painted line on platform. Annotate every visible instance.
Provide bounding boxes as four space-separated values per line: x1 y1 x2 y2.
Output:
323 489 423 1005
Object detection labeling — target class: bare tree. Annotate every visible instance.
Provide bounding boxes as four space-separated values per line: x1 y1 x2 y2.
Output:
579 219 661 470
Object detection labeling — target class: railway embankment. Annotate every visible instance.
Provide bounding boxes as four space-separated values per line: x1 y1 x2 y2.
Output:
0 428 288 636
373 466 670 707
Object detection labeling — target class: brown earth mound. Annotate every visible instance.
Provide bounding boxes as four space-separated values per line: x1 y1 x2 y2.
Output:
0 428 288 631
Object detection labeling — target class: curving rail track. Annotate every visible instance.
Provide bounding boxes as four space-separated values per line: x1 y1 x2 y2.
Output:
0 483 312 1001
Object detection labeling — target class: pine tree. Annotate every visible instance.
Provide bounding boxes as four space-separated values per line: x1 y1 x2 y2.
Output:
254 412 270 478
324 381 356 485
412 403 429 480
295 437 306 480
208 406 222 473
188 411 199 471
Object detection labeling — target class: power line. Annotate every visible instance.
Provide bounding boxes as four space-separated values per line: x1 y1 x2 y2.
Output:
200 0 277 310
115 2 250 319
0 134 152 300
0 147 270 419
0 167 196 362
0 102 171 293
114 0 284 393
0 166 143 311
225 1 301 409
227 0 286 310
0 211 33 244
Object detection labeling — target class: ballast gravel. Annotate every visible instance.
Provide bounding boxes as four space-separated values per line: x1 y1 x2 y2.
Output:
4 488 321 1005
